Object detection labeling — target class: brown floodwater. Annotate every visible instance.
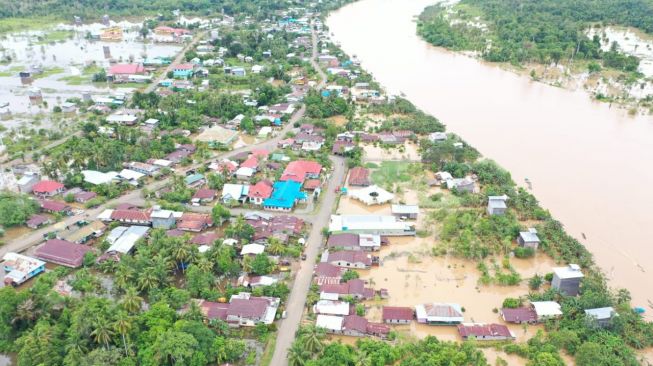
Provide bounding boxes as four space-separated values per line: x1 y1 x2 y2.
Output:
328 0 653 318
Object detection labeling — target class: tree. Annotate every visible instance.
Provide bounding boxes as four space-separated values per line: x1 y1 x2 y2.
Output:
288 340 309 366
341 269 359 282
186 265 213 297
0 192 39 227
113 312 132 356
211 204 231 225
122 287 143 314
251 254 273 275
91 317 114 350
152 330 199 366
267 238 286 256
299 325 325 353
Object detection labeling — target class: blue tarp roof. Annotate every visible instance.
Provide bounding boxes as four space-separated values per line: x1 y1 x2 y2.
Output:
263 180 307 209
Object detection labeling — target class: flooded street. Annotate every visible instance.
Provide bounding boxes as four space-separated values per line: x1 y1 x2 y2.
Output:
328 0 653 317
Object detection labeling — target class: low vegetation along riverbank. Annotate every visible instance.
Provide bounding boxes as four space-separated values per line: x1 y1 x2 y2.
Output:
417 0 653 115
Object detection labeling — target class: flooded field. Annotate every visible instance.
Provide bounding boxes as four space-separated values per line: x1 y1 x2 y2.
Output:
0 21 181 115
362 141 421 162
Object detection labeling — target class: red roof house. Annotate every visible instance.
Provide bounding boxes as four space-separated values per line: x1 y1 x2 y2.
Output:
326 250 372 269
500 307 538 324
177 213 213 232
320 279 375 300
240 157 259 170
108 64 145 76
280 160 322 183
35 239 94 268
457 324 515 341
110 209 151 225
191 232 220 246
40 200 71 214
192 188 217 204
248 180 274 205
348 167 370 186
382 306 414 324
32 180 64 197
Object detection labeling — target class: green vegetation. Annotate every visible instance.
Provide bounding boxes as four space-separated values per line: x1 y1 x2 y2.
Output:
305 89 351 119
35 30 73 44
417 0 651 72
289 329 487 366
0 192 39 227
370 161 416 187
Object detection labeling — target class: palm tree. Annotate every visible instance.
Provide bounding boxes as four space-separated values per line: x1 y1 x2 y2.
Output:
91 318 114 349
267 238 286 256
354 352 372 366
122 287 143 314
287 341 308 366
172 244 191 272
196 257 213 273
114 266 134 291
137 270 159 292
113 312 132 356
300 325 325 353
12 298 41 327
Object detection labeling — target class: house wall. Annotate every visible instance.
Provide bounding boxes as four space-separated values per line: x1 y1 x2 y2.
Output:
517 238 539 249
487 207 506 216
385 319 411 324
552 276 581 296
152 217 176 229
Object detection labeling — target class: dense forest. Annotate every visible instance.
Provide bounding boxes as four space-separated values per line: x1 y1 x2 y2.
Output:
417 0 653 68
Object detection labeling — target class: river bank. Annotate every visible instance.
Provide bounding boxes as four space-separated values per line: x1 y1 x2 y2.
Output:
327 0 653 324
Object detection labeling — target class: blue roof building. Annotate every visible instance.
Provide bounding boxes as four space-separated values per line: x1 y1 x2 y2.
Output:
185 173 205 187
263 180 307 211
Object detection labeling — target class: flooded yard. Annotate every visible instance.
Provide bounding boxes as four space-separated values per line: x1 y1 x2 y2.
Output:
362 141 421 162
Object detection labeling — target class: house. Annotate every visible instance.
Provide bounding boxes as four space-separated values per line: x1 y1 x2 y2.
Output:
108 209 151 226
358 234 382 251
332 140 355 155
235 167 255 181
500 307 538 324
429 132 447 142
40 200 71 215
17 173 39 193
258 126 273 138
192 189 217 205
185 173 205 188
107 110 140 125
241 243 265 256
382 306 414 324
118 169 145 186
320 278 375 300
222 184 250 203
268 103 294 115
323 250 372 269
348 167 370 187
74 191 97 203
230 67 246 76
280 160 322 183
552 264 584 296
153 26 190 43
239 275 278 288
263 180 307 211
313 300 350 316
2 253 46 286
518 228 540 249
191 232 220 246
487 195 508 216
391 204 419 220
348 185 394 205
150 208 176 229
585 307 616 328
195 125 238 148
32 180 64 197
26 214 50 229
316 314 344 333
35 239 94 268
105 225 150 255
126 162 159 176
60 221 106 244
248 180 274 205
172 63 195 79
108 64 145 82
277 138 295 149
531 301 563 321
329 215 416 236
415 303 464 325
210 159 238 175
177 213 213 232
327 233 359 251
342 315 370 337
457 324 515 341
314 262 345 285
81 170 119 185
225 292 280 326
446 177 476 193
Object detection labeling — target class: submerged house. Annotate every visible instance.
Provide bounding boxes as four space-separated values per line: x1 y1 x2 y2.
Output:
585 307 617 328
329 215 415 236
517 228 540 249
415 303 464 325
457 323 515 341
552 264 584 296
487 195 508 216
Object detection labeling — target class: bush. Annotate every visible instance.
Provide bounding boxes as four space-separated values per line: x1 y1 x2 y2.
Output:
529 275 544 290
502 297 522 308
514 246 535 258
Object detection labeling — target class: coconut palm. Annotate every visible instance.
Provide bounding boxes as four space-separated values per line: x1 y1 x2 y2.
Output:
172 244 192 272
12 298 41 327
91 318 114 349
354 352 372 366
113 312 133 356
267 238 286 256
287 341 309 366
196 256 214 273
121 287 143 314
300 325 325 353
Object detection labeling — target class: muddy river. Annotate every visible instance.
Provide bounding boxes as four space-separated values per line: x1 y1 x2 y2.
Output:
328 0 653 318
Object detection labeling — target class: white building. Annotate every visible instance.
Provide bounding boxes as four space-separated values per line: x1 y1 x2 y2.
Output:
329 215 415 236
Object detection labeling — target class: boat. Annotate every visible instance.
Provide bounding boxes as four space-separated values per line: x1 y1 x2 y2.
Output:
634 307 646 314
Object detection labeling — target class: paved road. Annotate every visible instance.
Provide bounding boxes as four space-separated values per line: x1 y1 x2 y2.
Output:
269 20 334 366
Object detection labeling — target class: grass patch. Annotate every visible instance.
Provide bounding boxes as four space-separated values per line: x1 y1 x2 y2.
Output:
370 161 414 187
58 65 103 85
259 336 276 366
0 16 61 35
33 67 65 79
0 66 24 77
35 30 74 45
364 162 379 169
